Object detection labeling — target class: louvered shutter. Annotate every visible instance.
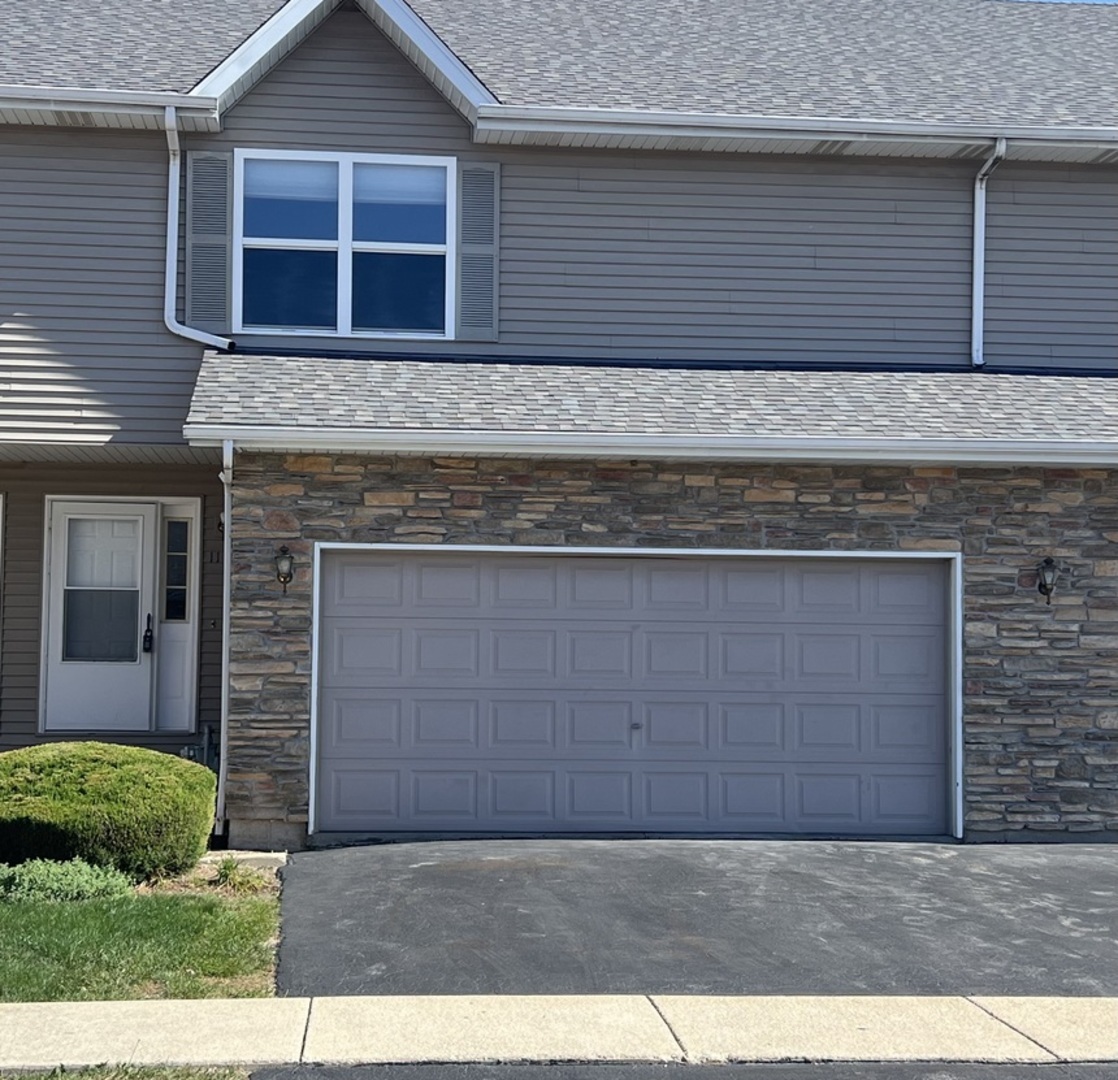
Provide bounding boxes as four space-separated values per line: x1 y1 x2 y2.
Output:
185 151 233 333
456 163 500 341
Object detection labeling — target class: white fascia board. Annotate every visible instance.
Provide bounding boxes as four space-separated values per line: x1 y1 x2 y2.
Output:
474 104 1118 148
189 0 339 105
182 425 1118 465
0 84 218 121
357 0 497 116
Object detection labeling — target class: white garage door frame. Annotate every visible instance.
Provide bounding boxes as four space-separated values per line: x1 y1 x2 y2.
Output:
307 543 965 839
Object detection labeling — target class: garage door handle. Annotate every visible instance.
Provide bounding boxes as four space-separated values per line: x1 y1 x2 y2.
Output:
630 722 643 730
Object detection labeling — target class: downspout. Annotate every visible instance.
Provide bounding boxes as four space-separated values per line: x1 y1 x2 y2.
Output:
970 136 1007 368
163 106 235 351
215 438 234 835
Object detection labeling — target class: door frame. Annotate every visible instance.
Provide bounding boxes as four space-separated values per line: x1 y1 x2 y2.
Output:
308 543 965 839
39 495 203 734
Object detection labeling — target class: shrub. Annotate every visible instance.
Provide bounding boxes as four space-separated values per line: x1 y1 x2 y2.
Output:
0 857 133 902
0 743 216 879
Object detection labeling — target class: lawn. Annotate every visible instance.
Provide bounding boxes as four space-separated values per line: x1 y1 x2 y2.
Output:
0 862 279 1002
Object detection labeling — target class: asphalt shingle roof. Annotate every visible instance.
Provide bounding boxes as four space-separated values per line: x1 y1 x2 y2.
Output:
4 1 1118 129
186 355 1118 442
0 0 285 93
405 0 1118 127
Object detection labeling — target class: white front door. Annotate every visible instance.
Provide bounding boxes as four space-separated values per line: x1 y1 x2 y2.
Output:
44 501 158 731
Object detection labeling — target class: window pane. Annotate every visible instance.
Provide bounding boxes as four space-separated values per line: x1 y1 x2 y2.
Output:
352 253 445 333
243 249 338 329
354 164 446 244
166 520 188 553
165 588 187 622
244 159 338 240
67 518 139 589
64 590 138 662
166 553 188 588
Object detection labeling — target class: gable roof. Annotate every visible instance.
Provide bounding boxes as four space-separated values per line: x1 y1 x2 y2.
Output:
3 0 1118 160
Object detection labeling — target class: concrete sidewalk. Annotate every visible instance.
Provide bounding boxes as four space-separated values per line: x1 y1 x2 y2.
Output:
0 995 1116 1069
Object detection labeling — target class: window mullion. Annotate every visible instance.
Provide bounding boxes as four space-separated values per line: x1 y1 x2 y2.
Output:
337 161 354 336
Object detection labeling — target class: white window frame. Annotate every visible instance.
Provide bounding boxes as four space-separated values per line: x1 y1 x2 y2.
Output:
232 148 457 341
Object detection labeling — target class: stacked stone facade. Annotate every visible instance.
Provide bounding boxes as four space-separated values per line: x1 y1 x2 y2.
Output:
226 452 1118 847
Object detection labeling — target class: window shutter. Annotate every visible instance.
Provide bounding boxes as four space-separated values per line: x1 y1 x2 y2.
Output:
456 163 500 341
185 151 233 333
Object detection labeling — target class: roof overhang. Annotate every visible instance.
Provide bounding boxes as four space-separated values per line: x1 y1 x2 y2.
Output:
182 425 1118 466
473 105 1118 165
5 0 1118 164
0 85 219 131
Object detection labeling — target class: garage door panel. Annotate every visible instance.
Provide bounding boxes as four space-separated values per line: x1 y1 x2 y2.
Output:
320 689 944 765
316 762 947 833
316 553 950 835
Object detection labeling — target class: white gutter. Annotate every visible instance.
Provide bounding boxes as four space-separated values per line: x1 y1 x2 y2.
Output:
163 107 234 351
473 103 1118 146
215 439 234 834
971 137 1008 369
182 426 1118 466
0 83 217 112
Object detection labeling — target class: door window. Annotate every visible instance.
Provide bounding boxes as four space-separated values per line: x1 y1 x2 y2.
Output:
62 518 141 662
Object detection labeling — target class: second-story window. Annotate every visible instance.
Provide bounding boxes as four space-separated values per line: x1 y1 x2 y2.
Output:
233 150 456 338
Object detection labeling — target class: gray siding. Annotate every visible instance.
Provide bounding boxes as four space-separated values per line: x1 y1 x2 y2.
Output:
190 9 1118 371
192 10 977 368
0 464 223 749
1 6 1115 463
0 129 204 445
985 166 1118 370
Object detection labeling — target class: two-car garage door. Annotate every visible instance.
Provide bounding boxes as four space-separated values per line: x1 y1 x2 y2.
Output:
315 552 949 836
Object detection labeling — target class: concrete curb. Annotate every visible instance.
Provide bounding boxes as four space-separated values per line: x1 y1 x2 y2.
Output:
0 995 1114 1069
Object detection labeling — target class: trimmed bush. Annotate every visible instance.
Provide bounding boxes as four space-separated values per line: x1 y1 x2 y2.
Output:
0 857 133 902
0 743 216 879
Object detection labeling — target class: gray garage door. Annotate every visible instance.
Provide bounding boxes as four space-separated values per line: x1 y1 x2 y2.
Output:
316 552 948 835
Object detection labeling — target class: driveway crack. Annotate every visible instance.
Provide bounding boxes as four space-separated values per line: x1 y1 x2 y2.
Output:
965 996 1061 1061
647 995 688 1062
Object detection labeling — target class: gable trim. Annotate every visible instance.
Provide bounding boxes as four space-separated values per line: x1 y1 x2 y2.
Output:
356 0 498 119
187 0 497 120
190 0 341 111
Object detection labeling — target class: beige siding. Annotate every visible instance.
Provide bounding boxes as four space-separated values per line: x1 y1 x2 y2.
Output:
0 464 222 748
0 128 204 446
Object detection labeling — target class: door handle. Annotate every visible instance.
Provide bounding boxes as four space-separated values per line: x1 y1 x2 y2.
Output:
142 614 153 654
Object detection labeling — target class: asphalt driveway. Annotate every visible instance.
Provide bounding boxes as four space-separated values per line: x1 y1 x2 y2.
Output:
276 839 1118 997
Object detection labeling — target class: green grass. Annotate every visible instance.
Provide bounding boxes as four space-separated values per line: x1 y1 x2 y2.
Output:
0 893 278 1001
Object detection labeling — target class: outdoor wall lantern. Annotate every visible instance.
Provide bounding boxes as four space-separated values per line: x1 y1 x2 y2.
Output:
1037 557 1059 605
274 545 295 593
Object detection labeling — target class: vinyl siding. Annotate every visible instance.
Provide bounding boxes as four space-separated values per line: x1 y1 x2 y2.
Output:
0 129 204 445
189 9 1118 371
0 464 222 749
985 166 1118 369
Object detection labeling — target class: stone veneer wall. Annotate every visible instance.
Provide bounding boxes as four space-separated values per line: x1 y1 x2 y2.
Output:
226 452 1118 847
